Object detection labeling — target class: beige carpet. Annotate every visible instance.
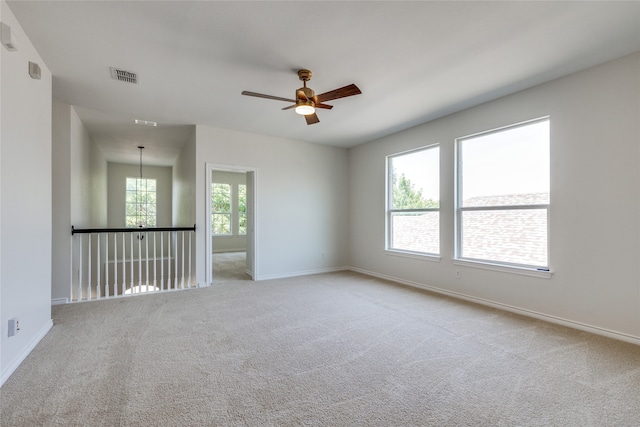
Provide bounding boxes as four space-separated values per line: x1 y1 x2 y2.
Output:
2 271 640 426
213 251 250 282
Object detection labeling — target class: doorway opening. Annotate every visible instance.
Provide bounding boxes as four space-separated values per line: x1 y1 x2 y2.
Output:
205 164 257 284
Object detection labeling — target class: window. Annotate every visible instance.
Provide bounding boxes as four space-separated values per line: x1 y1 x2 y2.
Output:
212 183 232 235
126 178 157 227
387 145 440 255
238 184 247 235
456 117 550 270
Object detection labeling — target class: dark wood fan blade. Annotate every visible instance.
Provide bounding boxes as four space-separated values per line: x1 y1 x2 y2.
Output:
282 105 295 111
315 103 333 110
241 91 296 103
315 84 361 103
305 113 320 125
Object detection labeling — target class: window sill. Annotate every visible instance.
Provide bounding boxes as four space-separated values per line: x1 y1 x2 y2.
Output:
453 259 552 279
385 249 441 263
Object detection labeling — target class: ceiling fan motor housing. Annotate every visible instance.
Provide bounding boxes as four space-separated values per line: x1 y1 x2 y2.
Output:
297 69 312 81
297 86 315 103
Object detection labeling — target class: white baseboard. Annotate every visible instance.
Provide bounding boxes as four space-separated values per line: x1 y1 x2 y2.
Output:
212 248 246 253
51 298 69 306
1 319 53 388
257 266 349 281
349 267 640 346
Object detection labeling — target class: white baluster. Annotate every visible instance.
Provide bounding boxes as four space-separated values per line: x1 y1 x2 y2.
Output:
104 233 109 298
96 233 101 299
167 232 172 290
160 232 165 291
113 232 117 296
138 231 142 293
153 232 157 292
87 234 92 300
130 233 134 294
181 231 185 289
145 231 149 293
78 235 83 301
188 231 192 288
174 232 178 289
121 233 126 296
70 231 74 302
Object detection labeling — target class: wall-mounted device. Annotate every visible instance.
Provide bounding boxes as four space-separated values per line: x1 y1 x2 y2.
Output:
29 61 41 79
8 317 20 337
0 22 17 51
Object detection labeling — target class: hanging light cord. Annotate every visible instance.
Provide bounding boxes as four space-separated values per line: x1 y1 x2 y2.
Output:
138 146 144 180
137 146 145 234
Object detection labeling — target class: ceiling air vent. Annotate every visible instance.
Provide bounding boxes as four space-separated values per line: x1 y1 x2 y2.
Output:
110 67 138 84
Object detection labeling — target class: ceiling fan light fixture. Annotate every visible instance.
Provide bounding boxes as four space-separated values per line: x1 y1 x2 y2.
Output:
295 101 315 116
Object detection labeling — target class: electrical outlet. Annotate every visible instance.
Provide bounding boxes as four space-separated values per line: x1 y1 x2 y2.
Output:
455 270 461 279
8 317 20 337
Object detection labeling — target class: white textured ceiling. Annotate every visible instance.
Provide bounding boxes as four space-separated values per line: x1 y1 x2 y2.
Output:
7 1 640 166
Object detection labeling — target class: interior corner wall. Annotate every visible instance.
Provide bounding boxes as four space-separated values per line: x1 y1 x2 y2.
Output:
88 124 107 228
173 126 196 228
194 126 350 283
1 0 53 386
51 99 72 303
70 106 106 230
348 52 640 341
51 102 107 303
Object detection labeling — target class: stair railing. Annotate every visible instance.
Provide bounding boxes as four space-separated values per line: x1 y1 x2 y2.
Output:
70 225 196 302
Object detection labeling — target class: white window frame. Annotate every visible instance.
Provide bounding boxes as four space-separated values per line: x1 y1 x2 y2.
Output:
125 177 157 228
238 184 247 236
386 144 440 259
212 182 233 236
454 117 551 277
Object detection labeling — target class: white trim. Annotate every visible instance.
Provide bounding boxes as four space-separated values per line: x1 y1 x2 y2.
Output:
456 115 551 142
454 116 551 270
51 298 69 306
1 319 53 387
385 249 441 262
205 163 258 285
385 144 441 256
453 259 552 279
257 266 349 281
349 267 640 346
212 247 247 253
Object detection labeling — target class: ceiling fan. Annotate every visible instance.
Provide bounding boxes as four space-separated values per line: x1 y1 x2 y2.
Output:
241 69 361 125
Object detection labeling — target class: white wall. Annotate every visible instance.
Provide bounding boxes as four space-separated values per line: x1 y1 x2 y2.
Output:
52 101 107 303
172 128 197 283
70 108 105 229
88 121 107 227
349 53 640 342
212 170 247 253
51 99 72 304
172 127 196 228
107 163 172 227
0 1 53 385
195 127 349 282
